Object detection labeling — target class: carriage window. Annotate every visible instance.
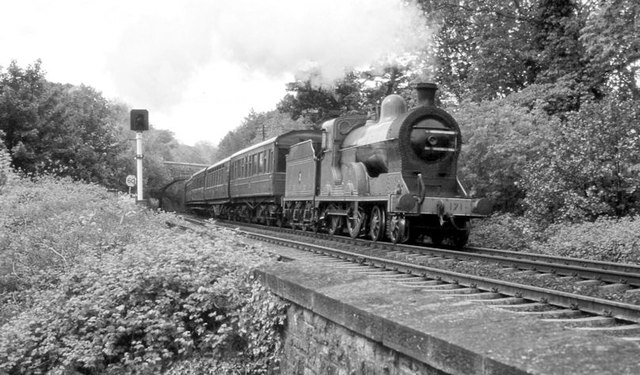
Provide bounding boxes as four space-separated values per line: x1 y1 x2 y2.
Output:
258 152 264 173
254 154 258 174
276 148 287 172
252 154 256 175
253 154 258 174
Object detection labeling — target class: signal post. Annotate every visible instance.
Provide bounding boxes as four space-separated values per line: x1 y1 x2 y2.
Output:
130 109 149 203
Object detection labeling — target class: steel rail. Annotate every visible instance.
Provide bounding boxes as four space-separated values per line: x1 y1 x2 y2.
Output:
465 246 640 274
206 217 640 288
396 243 640 287
290 229 640 288
247 231 640 323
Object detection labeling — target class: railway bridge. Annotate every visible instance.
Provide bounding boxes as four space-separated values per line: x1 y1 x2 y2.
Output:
163 161 209 180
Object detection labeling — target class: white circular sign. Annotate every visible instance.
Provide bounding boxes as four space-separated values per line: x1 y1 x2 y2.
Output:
126 175 137 187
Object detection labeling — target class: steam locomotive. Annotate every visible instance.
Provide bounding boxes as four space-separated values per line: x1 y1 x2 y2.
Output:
185 83 491 247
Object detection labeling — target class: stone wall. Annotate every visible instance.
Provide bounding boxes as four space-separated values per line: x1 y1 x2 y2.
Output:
281 304 446 375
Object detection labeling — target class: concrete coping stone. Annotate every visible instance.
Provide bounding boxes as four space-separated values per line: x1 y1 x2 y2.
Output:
255 251 640 375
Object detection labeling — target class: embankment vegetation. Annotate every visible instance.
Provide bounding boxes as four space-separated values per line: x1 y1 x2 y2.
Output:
0 163 286 374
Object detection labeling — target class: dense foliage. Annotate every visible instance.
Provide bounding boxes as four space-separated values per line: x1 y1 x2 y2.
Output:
522 98 640 225
470 213 640 265
0 167 286 374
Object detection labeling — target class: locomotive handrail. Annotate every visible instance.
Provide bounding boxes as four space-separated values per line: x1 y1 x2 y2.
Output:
417 173 426 205
421 129 457 135
424 147 457 152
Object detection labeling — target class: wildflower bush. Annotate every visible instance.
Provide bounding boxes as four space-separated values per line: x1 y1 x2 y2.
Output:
0 174 287 374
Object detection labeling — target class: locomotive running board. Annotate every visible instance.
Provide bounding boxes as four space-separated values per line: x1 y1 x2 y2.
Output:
389 194 490 218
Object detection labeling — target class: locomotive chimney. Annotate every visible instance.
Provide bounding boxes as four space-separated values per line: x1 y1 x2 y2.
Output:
416 82 438 107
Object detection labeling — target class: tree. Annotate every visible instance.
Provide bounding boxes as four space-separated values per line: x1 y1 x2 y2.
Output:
417 0 540 101
414 0 632 108
580 0 640 100
215 110 311 160
277 66 422 127
522 97 640 225
0 61 130 187
453 99 555 213
35 83 128 186
0 60 46 170
276 79 353 126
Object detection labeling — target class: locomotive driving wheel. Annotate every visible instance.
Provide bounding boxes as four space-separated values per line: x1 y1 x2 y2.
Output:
346 206 366 239
328 215 343 236
429 232 444 245
387 214 409 244
451 218 471 248
274 207 284 227
310 207 320 233
291 204 301 229
369 205 386 242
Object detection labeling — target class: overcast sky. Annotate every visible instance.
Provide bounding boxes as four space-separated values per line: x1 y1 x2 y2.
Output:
0 0 431 146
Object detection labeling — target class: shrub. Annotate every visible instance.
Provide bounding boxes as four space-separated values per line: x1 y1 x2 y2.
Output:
468 214 538 251
533 216 640 264
522 98 640 225
0 176 287 374
453 99 556 213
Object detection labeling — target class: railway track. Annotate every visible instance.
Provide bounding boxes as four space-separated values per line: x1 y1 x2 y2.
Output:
237 221 640 291
181 216 640 337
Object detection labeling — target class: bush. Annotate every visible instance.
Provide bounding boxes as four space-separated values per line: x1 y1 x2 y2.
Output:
522 98 640 225
0 176 287 374
453 99 556 213
533 216 640 264
468 214 538 251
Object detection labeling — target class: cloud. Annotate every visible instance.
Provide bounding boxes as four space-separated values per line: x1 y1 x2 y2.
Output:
107 1 217 108
212 0 433 85
108 0 433 108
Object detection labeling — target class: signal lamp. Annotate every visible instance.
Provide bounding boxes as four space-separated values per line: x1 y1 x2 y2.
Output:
130 109 149 132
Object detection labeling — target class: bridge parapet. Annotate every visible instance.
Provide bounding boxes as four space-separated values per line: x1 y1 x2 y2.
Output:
163 161 209 180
